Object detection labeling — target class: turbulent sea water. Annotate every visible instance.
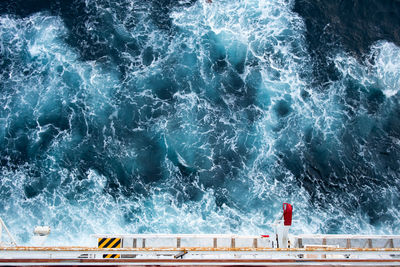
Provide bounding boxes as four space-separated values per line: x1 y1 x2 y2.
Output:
0 0 400 245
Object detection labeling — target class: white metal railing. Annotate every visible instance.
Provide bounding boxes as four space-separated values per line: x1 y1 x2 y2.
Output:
0 217 17 247
93 234 275 249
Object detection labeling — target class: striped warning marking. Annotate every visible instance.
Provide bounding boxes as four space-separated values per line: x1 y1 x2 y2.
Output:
98 238 121 259
103 254 120 259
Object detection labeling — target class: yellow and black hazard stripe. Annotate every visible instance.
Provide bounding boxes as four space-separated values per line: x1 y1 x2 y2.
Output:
98 237 121 259
103 253 120 259
98 237 121 249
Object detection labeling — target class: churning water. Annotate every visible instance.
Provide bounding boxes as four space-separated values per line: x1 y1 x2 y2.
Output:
0 0 399 245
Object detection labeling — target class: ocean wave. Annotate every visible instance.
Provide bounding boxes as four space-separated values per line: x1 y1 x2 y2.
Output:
0 0 399 245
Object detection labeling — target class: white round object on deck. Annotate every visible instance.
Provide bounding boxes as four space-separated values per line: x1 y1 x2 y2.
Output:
34 226 51 236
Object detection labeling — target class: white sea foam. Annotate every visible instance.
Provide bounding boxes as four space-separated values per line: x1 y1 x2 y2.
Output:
370 41 400 98
1 0 400 246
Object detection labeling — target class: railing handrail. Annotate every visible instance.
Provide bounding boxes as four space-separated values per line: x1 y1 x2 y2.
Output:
91 234 268 238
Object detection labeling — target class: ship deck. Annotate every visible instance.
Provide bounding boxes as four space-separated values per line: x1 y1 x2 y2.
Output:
2 234 400 266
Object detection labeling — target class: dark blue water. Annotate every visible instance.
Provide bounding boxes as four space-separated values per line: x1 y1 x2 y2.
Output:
0 0 399 245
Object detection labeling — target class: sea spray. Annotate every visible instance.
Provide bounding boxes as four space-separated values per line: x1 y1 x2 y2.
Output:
0 0 399 245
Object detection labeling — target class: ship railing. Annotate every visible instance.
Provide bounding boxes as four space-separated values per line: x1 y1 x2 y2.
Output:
92 234 275 249
1 246 400 260
293 234 400 249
